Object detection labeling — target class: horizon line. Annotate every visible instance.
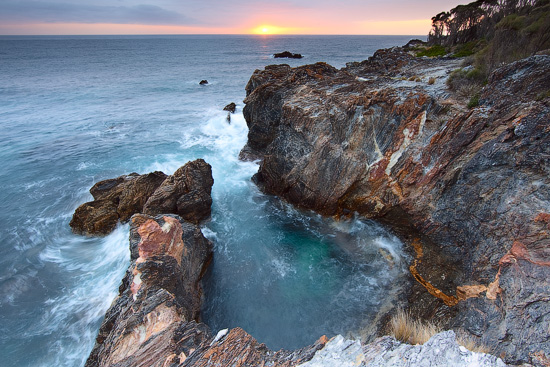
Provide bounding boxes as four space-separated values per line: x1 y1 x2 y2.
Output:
0 33 426 37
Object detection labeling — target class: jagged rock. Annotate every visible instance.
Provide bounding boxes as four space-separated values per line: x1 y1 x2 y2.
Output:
143 159 213 224
292 331 507 367
296 335 365 367
361 331 507 367
179 328 327 367
85 214 213 367
223 102 237 113
70 172 167 235
70 159 213 236
241 48 550 364
274 51 303 59
199 80 208 85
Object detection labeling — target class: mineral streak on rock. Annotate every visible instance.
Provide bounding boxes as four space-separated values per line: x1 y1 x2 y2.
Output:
241 47 550 364
85 214 213 367
70 159 213 236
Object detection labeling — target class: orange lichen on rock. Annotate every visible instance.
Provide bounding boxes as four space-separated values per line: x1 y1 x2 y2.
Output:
456 285 488 301
486 271 502 300
535 212 550 229
409 262 459 307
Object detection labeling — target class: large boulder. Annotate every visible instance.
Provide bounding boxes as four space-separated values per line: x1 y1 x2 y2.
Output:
70 172 167 235
143 159 213 224
241 49 550 364
70 159 213 236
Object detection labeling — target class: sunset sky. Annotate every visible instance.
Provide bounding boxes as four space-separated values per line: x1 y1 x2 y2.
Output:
0 0 466 36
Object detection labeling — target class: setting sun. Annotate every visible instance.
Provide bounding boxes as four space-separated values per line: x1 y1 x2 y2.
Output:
251 25 286 35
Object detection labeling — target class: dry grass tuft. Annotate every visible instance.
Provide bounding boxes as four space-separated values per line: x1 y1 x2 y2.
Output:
389 309 440 345
389 310 491 353
456 331 491 354
428 77 436 85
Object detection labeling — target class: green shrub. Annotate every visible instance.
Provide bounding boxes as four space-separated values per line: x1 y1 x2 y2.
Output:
467 93 480 108
447 67 487 91
453 40 484 58
496 14 526 31
416 45 447 57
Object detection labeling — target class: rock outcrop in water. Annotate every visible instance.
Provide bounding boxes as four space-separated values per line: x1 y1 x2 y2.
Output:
274 51 303 59
241 47 550 364
84 195 508 367
85 214 213 367
70 159 213 235
83 183 328 367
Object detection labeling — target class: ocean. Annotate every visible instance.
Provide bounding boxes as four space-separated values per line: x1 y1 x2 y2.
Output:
0 35 417 367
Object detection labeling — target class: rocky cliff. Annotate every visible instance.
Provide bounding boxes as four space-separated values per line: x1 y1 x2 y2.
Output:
241 47 550 364
79 49 549 366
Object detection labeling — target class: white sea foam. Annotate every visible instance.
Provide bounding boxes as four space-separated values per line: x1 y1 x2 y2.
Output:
36 224 130 367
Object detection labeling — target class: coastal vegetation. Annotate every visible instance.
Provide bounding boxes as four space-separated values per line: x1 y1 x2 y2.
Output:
414 0 550 107
389 310 490 353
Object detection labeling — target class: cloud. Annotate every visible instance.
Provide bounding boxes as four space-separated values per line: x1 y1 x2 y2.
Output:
0 1 196 25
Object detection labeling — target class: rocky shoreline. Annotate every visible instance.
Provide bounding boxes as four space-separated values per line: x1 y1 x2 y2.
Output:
241 47 550 364
74 46 549 366
75 161 510 367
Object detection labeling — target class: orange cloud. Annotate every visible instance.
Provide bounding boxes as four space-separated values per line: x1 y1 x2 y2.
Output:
0 18 432 36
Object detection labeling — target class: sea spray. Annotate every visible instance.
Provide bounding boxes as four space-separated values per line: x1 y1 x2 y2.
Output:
36 225 130 367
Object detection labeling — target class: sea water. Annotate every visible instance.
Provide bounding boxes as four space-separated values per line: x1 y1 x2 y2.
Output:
0 35 418 366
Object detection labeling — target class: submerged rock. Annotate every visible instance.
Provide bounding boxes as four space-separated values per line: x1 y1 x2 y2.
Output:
199 79 208 85
70 159 213 236
241 47 550 364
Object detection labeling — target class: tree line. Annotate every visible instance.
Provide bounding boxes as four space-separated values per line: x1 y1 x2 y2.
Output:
428 0 545 45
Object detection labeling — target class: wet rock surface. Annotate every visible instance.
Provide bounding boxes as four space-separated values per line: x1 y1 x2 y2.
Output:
241 47 550 364
70 159 213 235
223 102 237 113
